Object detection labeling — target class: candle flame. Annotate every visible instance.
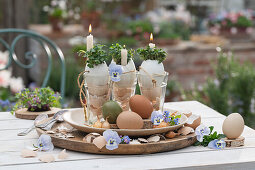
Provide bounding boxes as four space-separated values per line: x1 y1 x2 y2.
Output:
150 33 153 42
89 24 92 33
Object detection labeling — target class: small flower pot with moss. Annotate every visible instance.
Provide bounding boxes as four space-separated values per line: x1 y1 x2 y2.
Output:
48 7 66 32
137 46 168 111
109 43 136 111
79 44 110 124
12 87 61 120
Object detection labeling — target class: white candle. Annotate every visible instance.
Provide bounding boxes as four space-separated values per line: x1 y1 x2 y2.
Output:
87 24 93 51
121 48 127 66
87 34 93 51
149 33 155 48
149 43 155 48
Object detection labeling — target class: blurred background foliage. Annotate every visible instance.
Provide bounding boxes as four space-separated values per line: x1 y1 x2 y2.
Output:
2 0 255 128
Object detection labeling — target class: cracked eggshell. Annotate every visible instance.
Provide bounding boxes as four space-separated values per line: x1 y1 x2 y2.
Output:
58 149 68 160
130 140 141 144
147 135 160 142
93 136 107 149
83 133 101 143
178 126 194 136
21 149 37 158
39 154 55 163
84 62 109 86
165 131 178 139
185 114 201 129
138 138 148 143
139 60 165 87
164 107 192 117
222 113 244 139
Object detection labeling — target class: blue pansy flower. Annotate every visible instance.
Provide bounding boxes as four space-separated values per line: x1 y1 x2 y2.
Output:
195 124 211 142
120 135 131 144
109 63 123 82
35 134 54 151
163 111 172 123
208 139 226 149
174 118 180 125
151 111 163 125
103 130 121 150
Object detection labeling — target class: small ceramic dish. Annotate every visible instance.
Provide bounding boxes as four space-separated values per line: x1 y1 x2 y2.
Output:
63 108 188 136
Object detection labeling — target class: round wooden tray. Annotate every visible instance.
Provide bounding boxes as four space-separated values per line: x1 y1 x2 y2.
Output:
63 108 188 136
15 107 61 120
36 122 197 155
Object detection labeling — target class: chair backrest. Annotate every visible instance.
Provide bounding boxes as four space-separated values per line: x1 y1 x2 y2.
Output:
0 28 65 105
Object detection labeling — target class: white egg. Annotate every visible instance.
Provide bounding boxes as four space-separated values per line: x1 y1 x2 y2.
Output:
222 113 244 139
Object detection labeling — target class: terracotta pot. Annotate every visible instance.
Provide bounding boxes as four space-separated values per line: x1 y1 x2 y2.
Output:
49 16 63 32
220 27 250 41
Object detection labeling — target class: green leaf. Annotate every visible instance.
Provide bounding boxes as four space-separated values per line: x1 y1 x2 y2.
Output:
209 126 214 134
217 134 226 139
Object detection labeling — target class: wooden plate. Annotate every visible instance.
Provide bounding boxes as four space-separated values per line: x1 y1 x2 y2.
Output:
36 122 197 155
15 107 61 120
63 108 188 136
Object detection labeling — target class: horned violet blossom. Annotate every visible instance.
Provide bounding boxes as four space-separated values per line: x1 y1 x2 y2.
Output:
195 124 211 142
208 139 226 150
35 134 54 151
109 63 123 82
103 130 121 150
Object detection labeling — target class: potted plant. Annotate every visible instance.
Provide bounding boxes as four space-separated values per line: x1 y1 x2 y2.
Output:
79 44 110 124
156 21 191 45
12 87 61 119
137 46 168 111
208 10 253 40
43 1 67 32
80 0 101 29
109 43 135 110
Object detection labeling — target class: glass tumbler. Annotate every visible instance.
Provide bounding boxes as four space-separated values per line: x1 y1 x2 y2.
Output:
138 72 168 111
84 73 111 124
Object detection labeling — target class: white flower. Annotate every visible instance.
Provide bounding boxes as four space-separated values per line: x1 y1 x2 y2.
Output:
0 70 11 88
0 51 9 69
10 77 24 93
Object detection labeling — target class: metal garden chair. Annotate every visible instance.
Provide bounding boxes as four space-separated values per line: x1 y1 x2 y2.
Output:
0 28 66 105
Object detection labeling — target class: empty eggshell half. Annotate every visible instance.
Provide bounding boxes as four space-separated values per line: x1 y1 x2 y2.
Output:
185 114 201 129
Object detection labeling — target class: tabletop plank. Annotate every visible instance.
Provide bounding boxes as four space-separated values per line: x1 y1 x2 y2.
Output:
1 101 255 169
2 147 255 170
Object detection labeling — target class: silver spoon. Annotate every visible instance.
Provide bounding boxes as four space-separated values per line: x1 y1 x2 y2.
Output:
40 110 68 131
17 114 48 136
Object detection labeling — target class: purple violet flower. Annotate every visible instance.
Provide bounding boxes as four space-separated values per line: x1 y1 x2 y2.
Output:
109 63 123 82
120 135 130 144
36 134 54 151
103 130 121 150
151 111 163 125
174 118 180 125
163 111 172 123
195 124 211 142
208 139 226 150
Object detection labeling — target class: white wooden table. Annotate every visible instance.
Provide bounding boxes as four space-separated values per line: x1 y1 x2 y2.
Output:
1 101 255 170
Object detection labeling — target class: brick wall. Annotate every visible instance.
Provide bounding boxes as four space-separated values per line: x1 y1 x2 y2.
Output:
163 42 255 89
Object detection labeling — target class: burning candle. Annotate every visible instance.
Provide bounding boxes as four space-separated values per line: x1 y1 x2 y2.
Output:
149 33 155 48
87 24 93 51
121 45 127 66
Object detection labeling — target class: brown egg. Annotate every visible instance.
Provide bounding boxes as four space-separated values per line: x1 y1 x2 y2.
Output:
116 111 144 129
129 95 153 119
